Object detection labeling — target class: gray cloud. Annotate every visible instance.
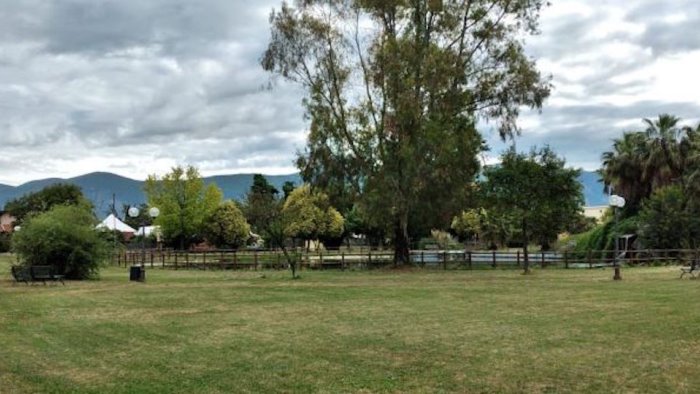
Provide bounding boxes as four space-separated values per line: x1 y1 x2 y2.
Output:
0 0 699 185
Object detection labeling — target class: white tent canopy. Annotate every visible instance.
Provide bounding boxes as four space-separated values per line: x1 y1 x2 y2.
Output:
136 225 161 237
96 214 136 233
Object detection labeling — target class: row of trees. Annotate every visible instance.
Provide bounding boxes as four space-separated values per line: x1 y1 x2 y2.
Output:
3 170 348 279
144 168 344 254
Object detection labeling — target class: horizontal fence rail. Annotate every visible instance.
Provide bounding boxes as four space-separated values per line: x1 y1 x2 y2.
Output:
113 248 700 271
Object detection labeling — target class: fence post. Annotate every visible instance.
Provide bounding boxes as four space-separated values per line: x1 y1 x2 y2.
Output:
150 251 154 268
368 250 372 268
421 251 424 267
443 251 447 270
587 250 592 269
320 251 324 269
516 250 520 267
174 252 178 270
492 250 497 268
341 252 345 270
233 251 238 269
185 252 189 269
468 251 472 270
221 251 225 270
254 251 258 271
203 251 207 270
541 251 545 269
564 251 569 269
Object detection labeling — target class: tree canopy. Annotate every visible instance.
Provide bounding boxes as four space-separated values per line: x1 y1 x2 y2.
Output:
282 185 344 247
202 201 251 249
243 174 281 238
5 183 93 223
600 114 700 216
144 166 223 249
481 146 583 273
263 0 550 264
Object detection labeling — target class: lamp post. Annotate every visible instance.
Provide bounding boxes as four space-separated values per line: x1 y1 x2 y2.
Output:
128 206 160 267
609 194 625 281
12 226 21 264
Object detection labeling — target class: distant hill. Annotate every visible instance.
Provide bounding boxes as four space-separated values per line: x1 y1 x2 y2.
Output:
0 170 606 217
0 172 301 217
578 170 607 206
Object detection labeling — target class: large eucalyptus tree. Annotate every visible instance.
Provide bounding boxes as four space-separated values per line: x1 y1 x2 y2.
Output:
262 0 551 264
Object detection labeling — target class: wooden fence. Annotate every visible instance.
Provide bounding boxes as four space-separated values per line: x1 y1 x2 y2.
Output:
113 248 700 271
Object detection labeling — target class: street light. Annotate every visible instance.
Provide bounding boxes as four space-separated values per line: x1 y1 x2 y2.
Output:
609 194 626 281
128 206 160 267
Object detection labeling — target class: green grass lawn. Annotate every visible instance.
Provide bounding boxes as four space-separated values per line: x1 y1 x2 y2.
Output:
1 254 699 393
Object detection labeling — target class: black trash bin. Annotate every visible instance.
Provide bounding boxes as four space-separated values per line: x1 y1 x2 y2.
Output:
130 266 145 282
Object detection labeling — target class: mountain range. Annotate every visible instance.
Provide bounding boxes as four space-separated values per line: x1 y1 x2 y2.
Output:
0 172 301 217
0 170 607 217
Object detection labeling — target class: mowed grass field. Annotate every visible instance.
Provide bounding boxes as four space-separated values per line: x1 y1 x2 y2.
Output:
1 254 699 393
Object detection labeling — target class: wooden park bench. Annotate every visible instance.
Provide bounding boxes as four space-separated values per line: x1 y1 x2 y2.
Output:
11 265 65 285
30 265 65 285
680 263 698 279
11 265 32 285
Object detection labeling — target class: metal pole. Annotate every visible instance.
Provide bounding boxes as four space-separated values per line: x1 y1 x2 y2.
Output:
141 218 145 268
613 207 622 280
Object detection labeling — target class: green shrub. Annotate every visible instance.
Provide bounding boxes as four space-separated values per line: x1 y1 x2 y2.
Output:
202 201 251 249
12 205 109 279
569 215 640 261
638 185 700 250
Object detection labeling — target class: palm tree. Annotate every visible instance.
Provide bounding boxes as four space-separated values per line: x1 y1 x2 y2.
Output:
682 122 700 205
600 131 650 213
643 114 684 187
601 115 700 214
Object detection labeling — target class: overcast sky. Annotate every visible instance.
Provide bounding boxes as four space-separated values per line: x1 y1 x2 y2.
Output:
1 0 699 185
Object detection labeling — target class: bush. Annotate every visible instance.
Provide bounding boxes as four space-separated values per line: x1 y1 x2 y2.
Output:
12 205 108 279
638 186 700 249
202 201 251 249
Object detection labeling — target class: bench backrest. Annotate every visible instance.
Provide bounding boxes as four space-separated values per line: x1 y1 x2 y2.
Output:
11 266 32 282
30 265 54 279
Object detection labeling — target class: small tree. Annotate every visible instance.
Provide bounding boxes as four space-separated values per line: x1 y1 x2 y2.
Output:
243 174 281 239
144 166 223 249
202 201 251 249
451 209 483 242
12 205 108 279
482 147 583 273
282 185 344 250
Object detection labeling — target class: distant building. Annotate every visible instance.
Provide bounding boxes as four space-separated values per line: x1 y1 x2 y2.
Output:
0 211 17 233
583 205 608 222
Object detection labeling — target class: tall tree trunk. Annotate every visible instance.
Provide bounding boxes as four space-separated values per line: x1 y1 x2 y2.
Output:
393 210 410 265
